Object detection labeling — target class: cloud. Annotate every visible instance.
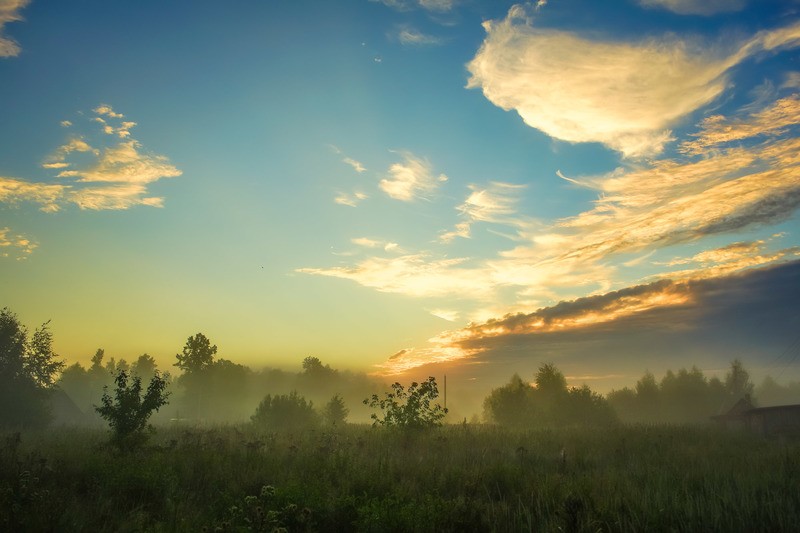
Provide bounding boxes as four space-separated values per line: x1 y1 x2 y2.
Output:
397 27 442 46
466 6 800 156
680 95 800 155
371 0 455 12
0 226 37 259
0 176 66 212
334 191 368 207
0 0 29 58
379 152 447 201
297 254 492 298
637 0 747 15
441 181 526 242
379 260 800 375
429 308 460 321
0 105 181 214
352 237 401 252
56 140 181 185
342 157 366 173
304 86 800 331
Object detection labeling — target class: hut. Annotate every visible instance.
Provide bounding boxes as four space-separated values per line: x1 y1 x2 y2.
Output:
712 395 800 436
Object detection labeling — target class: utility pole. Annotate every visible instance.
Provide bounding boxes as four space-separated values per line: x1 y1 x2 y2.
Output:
444 374 447 411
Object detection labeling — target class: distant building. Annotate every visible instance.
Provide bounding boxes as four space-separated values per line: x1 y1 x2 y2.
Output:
712 395 800 436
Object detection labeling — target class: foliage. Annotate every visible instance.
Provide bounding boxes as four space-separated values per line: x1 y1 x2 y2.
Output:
95 369 170 450
0 308 64 427
174 332 217 374
322 394 349 427
251 390 320 431
363 376 447 430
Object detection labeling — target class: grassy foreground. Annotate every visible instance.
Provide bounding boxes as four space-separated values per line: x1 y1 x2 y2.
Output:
1 424 798 532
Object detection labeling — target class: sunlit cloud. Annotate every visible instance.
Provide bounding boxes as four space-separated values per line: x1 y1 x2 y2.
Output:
307 94 800 308
655 240 800 281
379 260 800 375
0 177 66 213
0 105 181 214
441 181 526 242
329 145 367 173
380 277 695 374
0 226 37 259
680 95 800 155
352 237 402 252
0 0 29 58
637 0 746 15
379 151 447 202
334 191 368 207
298 254 492 298
429 308 459 321
467 6 800 157
342 157 366 173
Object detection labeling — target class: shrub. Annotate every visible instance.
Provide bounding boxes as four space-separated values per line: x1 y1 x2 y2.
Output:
251 391 320 431
363 377 447 430
95 369 170 450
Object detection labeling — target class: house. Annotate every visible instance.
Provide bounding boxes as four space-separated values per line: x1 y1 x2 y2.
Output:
712 395 800 436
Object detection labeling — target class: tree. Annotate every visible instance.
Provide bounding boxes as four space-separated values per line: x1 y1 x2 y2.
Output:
175 332 217 374
251 391 320 431
483 374 534 427
363 377 447 430
725 359 754 401
131 353 158 381
322 394 349 427
95 369 170 450
0 308 64 427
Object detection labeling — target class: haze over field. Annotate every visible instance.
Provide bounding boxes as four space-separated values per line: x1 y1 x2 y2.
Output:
2 0 799 395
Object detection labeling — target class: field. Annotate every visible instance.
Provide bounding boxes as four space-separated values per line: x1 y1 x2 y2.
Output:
2 424 799 532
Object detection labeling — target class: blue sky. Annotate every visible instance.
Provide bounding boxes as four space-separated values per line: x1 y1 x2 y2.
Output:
1 0 799 393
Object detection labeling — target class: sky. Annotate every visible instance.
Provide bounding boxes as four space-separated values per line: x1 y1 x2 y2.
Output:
1 0 800 397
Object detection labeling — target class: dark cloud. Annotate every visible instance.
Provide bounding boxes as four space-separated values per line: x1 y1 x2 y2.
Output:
404 261 800 409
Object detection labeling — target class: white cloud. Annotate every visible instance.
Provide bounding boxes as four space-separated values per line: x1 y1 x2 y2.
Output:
0 0 29 58
370 0 455 12
334 191 368 207
342 157 366 173
466 6 800 157
379 152 447 201
637 0 746 15
397 27 442 46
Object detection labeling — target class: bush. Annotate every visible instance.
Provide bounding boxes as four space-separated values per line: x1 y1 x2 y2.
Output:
95 369 170 450
363 377 447 430
251 391 320 431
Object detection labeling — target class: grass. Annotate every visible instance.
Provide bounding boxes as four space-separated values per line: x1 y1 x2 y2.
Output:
2 423 799 532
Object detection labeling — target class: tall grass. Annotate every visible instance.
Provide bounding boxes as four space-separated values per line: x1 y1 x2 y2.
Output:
1 423 798 531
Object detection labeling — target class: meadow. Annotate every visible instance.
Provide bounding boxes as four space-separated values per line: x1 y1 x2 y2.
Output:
2 423 799 532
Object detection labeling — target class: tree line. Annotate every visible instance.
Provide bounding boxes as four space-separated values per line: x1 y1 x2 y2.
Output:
3 306 800 433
